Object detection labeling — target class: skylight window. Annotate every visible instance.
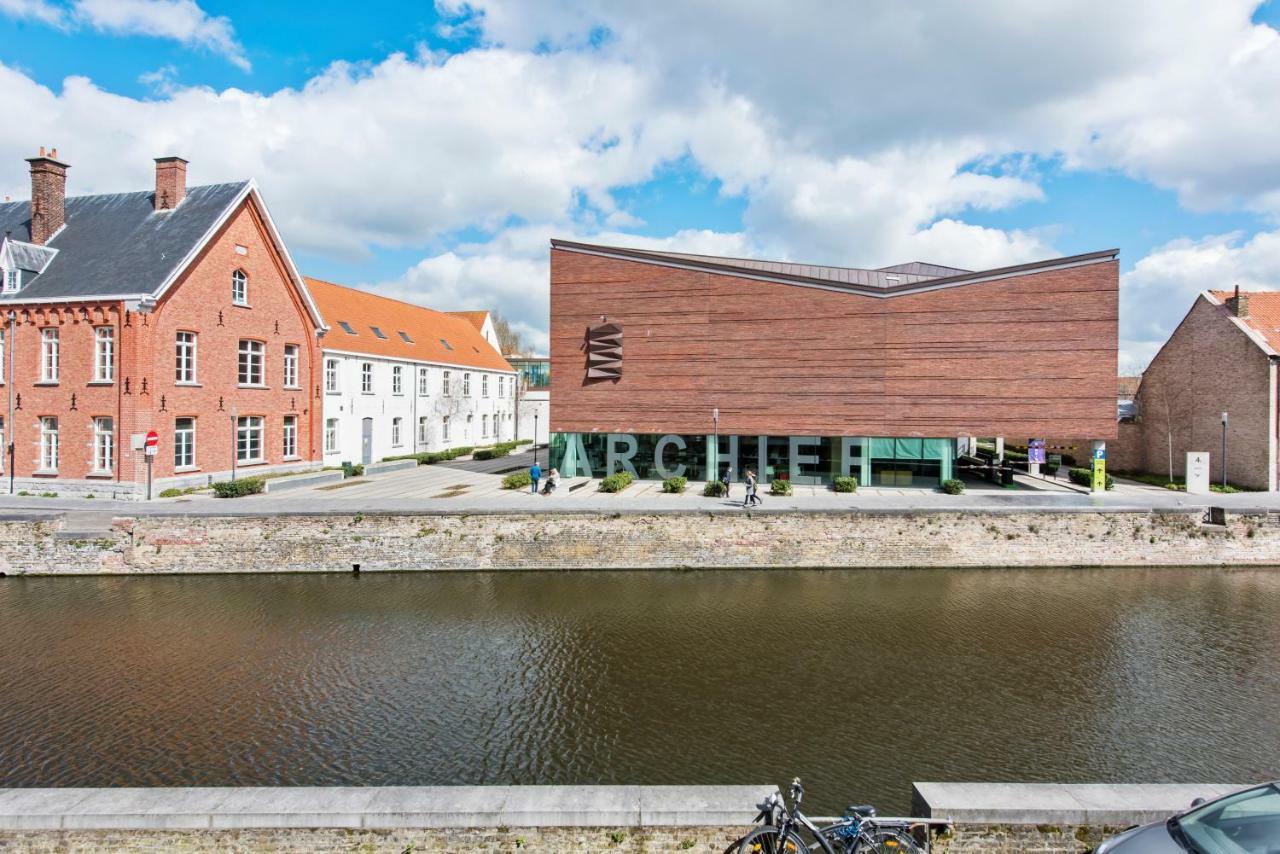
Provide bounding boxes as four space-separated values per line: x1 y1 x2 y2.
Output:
338 321 357 335
440 338 453 350
371 326 388 339
398 331 413 344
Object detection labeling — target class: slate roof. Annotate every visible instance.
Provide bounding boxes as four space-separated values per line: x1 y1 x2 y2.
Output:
307 277 515 373
550 239 1119 298
0 181 249 302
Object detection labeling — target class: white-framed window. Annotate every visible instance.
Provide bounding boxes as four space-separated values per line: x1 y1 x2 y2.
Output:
392 365 403 395
232 269 248 306
238 340 264 386
498 376 504 398
417 416 428 445
482 374 489 397
92 416 114 474
283 344 299 388
0 415 5 472
391 416 403 447
175 331 197 383
361 362 373 393
463 372 471 396
324 358 339 393
38 416 58 471
3 269 17 293
40 328 58 382
283 414 297 458
93 326 114 383
482 414 489 438
236 416 263 463
174 417 195 469
442 370 451 395
324 418 338 453
418 367 429 396
0 327 6 382
442 415 450 442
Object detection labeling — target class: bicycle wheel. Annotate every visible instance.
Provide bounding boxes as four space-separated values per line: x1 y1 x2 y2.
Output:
848 828 922 853
737 825 810 854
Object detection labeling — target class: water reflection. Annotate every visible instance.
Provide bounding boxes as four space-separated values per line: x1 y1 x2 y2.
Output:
1 568 1277 813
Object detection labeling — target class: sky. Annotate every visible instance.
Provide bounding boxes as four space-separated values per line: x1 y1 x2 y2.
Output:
3 1 1280 369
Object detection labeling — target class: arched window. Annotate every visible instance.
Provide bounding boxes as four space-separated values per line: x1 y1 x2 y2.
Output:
232 269 248 306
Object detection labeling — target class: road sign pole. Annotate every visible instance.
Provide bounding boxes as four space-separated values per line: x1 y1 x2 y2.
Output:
146 454 153 501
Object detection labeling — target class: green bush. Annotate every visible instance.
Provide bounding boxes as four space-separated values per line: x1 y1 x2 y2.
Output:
662 476 687 494
502 471 532 490
941 478 965 495
515 438 533 446
1068 467 1114 490
702 480 726 497
211 477 265 498
832 475 858 493
599 471 634 493
474 442 518 461
381 453 424 463
770 479 793 496
158 487 187 498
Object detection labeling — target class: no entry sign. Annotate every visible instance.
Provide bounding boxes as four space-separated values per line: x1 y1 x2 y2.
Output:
144 430 159 457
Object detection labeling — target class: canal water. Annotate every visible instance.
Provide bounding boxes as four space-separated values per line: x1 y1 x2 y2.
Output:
1 568 1278 814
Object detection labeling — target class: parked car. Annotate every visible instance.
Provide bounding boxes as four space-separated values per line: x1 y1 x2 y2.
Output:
1096 781 1280 852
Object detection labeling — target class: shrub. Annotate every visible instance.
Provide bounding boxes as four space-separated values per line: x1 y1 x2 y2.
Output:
515 438 533 446
702 480 726 497
599 471 634 493
158 487 186 498
474 443 518 461
1043 463 1060 477
381 453 423 463
502 471 532 490
1068 467 1114 490
832 475 858 493
770 479 793 496
211 477 265 498
662 476 687 494
941 478 965 495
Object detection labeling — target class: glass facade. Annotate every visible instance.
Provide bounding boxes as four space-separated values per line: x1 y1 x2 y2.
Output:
550 433 955 486
511 358 550 390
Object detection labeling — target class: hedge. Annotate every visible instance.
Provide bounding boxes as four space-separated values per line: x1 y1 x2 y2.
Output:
211 477 265 498
702 480 726 497
1068 467 1114 490
941 479 965 495
770 479 793 496
502 471 532 490
474 441 520 461
832 476 858 493
662 476 687 494
599 471 635 493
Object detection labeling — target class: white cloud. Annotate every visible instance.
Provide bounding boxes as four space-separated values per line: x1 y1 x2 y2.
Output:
0 0 64 26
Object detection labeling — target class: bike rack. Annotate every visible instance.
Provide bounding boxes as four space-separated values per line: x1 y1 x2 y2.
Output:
808 816 954 853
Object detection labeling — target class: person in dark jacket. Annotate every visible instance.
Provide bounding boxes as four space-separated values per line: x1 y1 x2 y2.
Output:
720 465 732 499
529 461 542 494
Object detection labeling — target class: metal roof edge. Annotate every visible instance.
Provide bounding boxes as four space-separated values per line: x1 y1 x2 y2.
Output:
551 239 1120 298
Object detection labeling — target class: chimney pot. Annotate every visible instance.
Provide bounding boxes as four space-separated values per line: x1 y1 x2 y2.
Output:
154 156 188 211
25 148 69 245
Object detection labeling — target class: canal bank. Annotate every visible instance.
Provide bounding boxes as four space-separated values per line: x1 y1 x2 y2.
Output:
4 508 1280 575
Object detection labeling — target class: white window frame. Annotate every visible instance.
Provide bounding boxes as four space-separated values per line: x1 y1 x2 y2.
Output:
283 414 298 458
38 416 58 472
3 269 17 293
391 416 403 447
238 339 264 387
324 358 339 393
0 415 5 472
40 328 59 383
417 416 428 446
93 326 114 383
91 416 114 474
482 374 489 398
498 376 504 398
442 415 450 442
442 370 451 396
232 269 249 306
324 418 339 453
175 331 197 384
361 362 373 394
283 344 299 388
482 414 489 438
418 367 429 396
392 365 403 395
463 372 471 396
236 415 264 463
0 327 6 383
174 417 196 469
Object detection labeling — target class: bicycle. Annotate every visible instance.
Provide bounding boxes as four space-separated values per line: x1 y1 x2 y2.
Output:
736 778 936 854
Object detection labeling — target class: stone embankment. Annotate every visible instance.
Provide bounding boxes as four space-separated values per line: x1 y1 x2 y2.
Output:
2 508 1279 575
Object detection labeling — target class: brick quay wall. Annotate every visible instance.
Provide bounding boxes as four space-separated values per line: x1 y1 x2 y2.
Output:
4 509 1280 575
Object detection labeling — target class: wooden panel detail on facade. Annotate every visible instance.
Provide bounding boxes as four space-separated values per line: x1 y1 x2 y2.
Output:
549 249 1119 439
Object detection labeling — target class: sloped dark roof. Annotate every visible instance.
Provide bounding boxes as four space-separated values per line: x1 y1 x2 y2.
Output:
0 181 248 301
2 239 56 273
876 261 972 277
551 239 1120 298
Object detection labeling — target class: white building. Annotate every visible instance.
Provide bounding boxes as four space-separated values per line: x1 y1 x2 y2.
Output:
307 278 517 466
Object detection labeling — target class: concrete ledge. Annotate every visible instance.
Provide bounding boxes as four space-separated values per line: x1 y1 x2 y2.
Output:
0 785 773 831
262 471 344 494
912 782 1247 827
365 460 419 475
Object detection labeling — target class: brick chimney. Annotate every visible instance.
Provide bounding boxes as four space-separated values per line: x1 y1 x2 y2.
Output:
154 156 188 211
25 146 69 245
1228 284 1250 318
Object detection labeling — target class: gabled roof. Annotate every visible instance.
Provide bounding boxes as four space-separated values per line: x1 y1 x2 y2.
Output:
551 239 1119 298
307 277 515 373
1208 289 1280 355
449 310 490 331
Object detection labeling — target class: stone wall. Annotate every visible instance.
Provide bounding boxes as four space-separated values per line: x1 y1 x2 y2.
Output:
933 823 1123 853
3 508 1280 575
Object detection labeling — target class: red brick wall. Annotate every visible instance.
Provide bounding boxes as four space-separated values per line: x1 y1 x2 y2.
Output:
550 250 1119 439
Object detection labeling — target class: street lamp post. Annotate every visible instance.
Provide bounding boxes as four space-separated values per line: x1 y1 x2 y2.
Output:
230 407 238 482
712 407 719 481
6 310 14 495
533 412 538 467
1221 410 1229 489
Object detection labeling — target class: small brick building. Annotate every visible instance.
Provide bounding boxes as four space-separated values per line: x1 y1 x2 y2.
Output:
1118 288 1280 490
0 149 326 497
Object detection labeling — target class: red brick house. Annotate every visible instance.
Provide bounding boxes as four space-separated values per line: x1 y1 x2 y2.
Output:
0 149 326 498
1119 288 1280 491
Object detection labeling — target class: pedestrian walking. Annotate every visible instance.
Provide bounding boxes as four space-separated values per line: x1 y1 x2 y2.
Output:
529 461 542 494
744 469 762 506
720 465 732 499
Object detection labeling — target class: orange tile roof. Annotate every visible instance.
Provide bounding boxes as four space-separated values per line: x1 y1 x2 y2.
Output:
449 310 490 331
306 277 514 373
1209 289 1280 353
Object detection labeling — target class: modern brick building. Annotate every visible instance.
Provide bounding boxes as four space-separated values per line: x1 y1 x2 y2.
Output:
1118 288 1280 491
307 279 516 466
549 240 1119 487
0 149 326 497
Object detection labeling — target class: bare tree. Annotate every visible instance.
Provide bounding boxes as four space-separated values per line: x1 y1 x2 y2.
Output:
490 311 528 356
1141 378 1187 483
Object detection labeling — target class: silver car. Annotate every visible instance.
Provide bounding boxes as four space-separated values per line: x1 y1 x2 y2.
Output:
1096 782 1280 853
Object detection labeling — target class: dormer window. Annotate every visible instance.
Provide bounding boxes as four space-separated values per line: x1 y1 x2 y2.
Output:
2 269 16 293
232 269 248 306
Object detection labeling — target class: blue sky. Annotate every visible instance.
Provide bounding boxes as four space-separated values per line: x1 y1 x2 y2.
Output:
3 1 1280 367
